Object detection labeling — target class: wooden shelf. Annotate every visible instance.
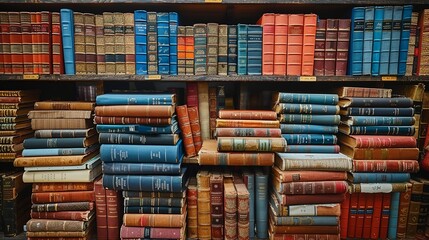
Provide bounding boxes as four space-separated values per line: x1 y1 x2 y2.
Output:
1 74 428 82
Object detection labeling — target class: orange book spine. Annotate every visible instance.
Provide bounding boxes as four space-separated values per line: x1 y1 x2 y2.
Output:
287 14 304 76
355 193 366 238
187 106 203 153
273 169 347 183
123 213 185 228
199 152 274 166
274 14 288 75
301 14 317 76
94 105 174 117
352 147 419 160
40 11 51 74
185 26 195 75
217 137 287 152
51 12 63 74
340 192 350 239
258 13 275 75
216 119 280 128
187 177 198 238
20 12 33 74
178 26 186 75
9 12 23 74
0 13 11 74
31 190 95 203
215 128 281 138
106 188 122 240
32 182 94 192
218 110 277 120
176 105 196 157
31 12 41 74
270 225 340 234
379 193 391 239
362 193 374 239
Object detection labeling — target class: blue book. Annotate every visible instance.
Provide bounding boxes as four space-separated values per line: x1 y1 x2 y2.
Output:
247 25 262 75
371 6 384 76
351 173 410 183
349 7 365 75
276 92 339 105
280 124 339 134
339 97 413 107
389 6 403 75
276 103 339 115
388 192 400 239
282 134 337 145
255 168 268 239
124 196 184 207
23 136 97 149
342 107 414 116
380 6 393 75
96 123 178 134
124 206 183 214
285 145 340 153
96 93 175 105
134 10 148 75
271 215 340 226
169 12 178 75
103 167 187 192
60 9 75 75
227 25 238 75
398 5 413 75
242 168 255 238
279 114 340 125
340 124 415 136
22 144 99 157
363 6 375 75
237 24 248 75
157 12 170 75
99 133 178 145
102 162 182 175
343 116 416 126
100 139 183 163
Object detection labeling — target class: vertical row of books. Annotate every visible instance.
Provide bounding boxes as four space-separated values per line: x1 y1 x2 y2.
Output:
95 93 188 239
0 12 63 74
272 92 352 238
337 86 420 239
0 89 39 237
14 100 101 239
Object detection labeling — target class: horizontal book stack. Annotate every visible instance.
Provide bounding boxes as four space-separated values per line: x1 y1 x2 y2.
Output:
0 89 40 162
337 86 420 239
271 152 352 239
274 92 341 154
257 13 317 76
348 5 413 76
95 93 188 240
14 101 101 240
314 18 351 76
0 11 63 74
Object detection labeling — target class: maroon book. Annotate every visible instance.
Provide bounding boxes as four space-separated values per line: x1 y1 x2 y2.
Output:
94 177 107 240
314 19 326 76
324 19 338 76
335 19 350 76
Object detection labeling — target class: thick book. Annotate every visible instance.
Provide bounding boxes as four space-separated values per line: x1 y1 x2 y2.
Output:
349 7 365 75
257 13 275 75
103 168 187 192
198 140 274 166
269 223 340 234
218 109 277 120
272 167 347 183
124 205 185 214
351 173 411 183
34 101 95 110
279 114 340 125
255 168 268 239
31 202 94 212
28 110 92 119
217 137 287 152
280 124 338 134
176 105 196 157
124 196 185 207
35 128 96 138
96 123 178 134
387 192 400 239
186 177 198 238
210 172 224 240
353 160 419 172
31 190 95 203
389 6 403 75
120 225 186 239
398 5 413 75
96 93 176 106
336 19 351 76
275 152 352 171
23 135 98 149
301 14 317 76
60 9 75 74
325 19 338 76
216 128 281 137
23 155 100 172
314 19 326 76
270 207 340 225
22 163 102 183
272 191 345 206
342 116 415 126
95 105 175 117
94 177 107 240
31 119 94 130
274 92 339 105
14 151 98 167
282 134 337 145
216 119 280 128
339 124 415 136
224 176 237 240
341 145 419 160
371 6 384 76
26 219 88 232
379 6 393 75
99 133 179 145
102 162 181 175
274 180 348 195
396 183 412 238
286 145 340 153
242 168 255 238
30 210 93 221
123 212 186 228
338 97 413 108
94 116 173 125
362 6 375 75
100 140 183 163
22 145 99 157
342 106 414 116
187 106 202 152
32 182 94 192
338 87 392 98
275 103 339 115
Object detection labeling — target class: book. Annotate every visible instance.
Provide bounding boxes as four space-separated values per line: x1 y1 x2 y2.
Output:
339 124 415 136
23 163 102 183
302 14 316 75
396 183 412 238
215 128 281 138
216 119 280 128
224 176 237 239
217 137 287 152
94 177 107 239
351 172 410 183
210 172 224 240
258 13 275 75
338 87 392 98
96 123 178 134
371 6 383 76
95 105 175 117
218 110 277 120
120 225 186 239
135 10 147 75
187 106 202 152
22 145 99 157
242 168 255 238
26 219 89 232
274 180 348 195
362 6 375 75
279 114 340 125
275 152 352 171
389 6 403 75
353 159 419 172
280 124 338 134
32 182 94 192
379 6 393 75
349 7 365 75
336 19 351 76
286 145 340 153
272 167 347 183
60 9 75 74
325 19 338 76
31 202 94 212
123 213 186 229
186 177 198 238
99 133 179 145
341 145 419 160
31 118 94 130
34 101 95 110
282 134 337 145
398 5 413 75
96 93 176 106
34 128 96 138
275 103 339 115
102 162 181 175
23 135 98 149
255 168 268 239
338 97 414 108
14 151 98 167
31 190 95 203
342 116 415 126
274 92 339 105
176 105 196 157
314 19 326 76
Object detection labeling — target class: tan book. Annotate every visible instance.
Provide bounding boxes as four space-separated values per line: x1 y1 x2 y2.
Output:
34 101 95 110
197 170 211 239
84 13 96 74
114 12 126 75
23 163 101 183
74 12 86 75
103 12 115 75
31 119 94 130
95 14 106 74
124 12 135 74
14 151 98 167
28 110 92 119
207 23 219 75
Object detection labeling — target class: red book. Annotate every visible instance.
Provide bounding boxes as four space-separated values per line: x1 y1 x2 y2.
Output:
30 210 93 221
338 135 417 148
272 167 347 183
269 233 341 240
347 193 359 238
314 19 326 76
31 190 95 203
354 193 366 238
120 225 185 239
335 19 350 76
340 192 350 239
94 116 172 125
338 87 392 98
277 193 345 206
209 87 217 139
210 172 224 240
51 12 63 74
324 19 338 76
187 106 203 153
20 12 33 74
362 193 374 239
40 11 51 74
370 193 383 239
274 14 288 75
301 14 317 76
31 12 41 74
186 82 199 107
277 181 348 195
379 193 391 239
0 13 10 73
94 177 107 240
287 14 304 75
176 105 196 157
257 13 275 75
106 188 122 240
9 12 23 74
218 110 277 120
216 128 281 138
352 160 420 173
186 177 198 238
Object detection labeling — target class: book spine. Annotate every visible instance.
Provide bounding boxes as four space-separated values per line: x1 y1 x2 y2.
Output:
349 7 365 75
23 137 87 149
95 105 174 117
134 10 147 75
325 19 338 76
207 23 218 75
350 147 419 160
51 12 63 74
124 197 183 207
276 103 339 115
224 177 237 240
99 133 176 145
124 13 135 74
114 12 125 74
355 193 366 238
255 169 268 239
371 7 384 76
387 192 400 239
273 14 287 75
31 191 95 203
227 25 237 75
216 128 281 137
102 162 181 175
102 174 185 192
287 14 304 75
157 12 169 74
259 14 275 75
217 137 287 152
336 19 350 76
282 134 337 145
389 6 403 75
146 12 157 74
278 159 352 172
380 6 393 75
314 19 326 76
352 173 410 183
32 202 93 212
237 24 248 75
194 24 206 75
347 125 415 136
398 5 413 75
406 12 418 75
234 177 250 240
277 92 339 105
60 9 75 74
186 177 198 238
34 129 90 138
279 114 340 125
178 26 186 75
187 106 202 153
197 170 211 239
96 124 177 134
210 173 224 240
340 193 350 239
94 116 171 125
30 210 91 221
32 182 94 192
216 119 280 128
26 219 87 232
280 124 338 134
396 183 412 238
285 145 340 153
406 179 423 237
95 14 105 74
347 193 359 238
168 13 177 75
84 13 96 74
279 181 348 195
273 216 339 226
94 178 108 239
186 82 198 107
103 12 114 74
120 225 184 239
362 7 375 75
100 143 182 163
198 151 274 166
176 105 196 157
379 193 392 239
0 13 11 74
9 12 23 74
95 93 175 105
301 14 316 76
106 188 122 239
352 160 419 172
208 87 217 139
74 12 85 74
247 24 262 75
347 116 415 126
219 110 277 120
22 147 93 156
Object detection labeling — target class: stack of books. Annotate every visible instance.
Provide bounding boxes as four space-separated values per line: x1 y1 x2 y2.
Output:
95 93 188 239
15 101 101 239
274 92 341 153
337 86 420 239
0 89 40 162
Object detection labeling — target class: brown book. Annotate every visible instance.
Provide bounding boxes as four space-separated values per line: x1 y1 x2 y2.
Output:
269 221 340 234
0 143 23 153
199 140 274 166
31 118 94 130
14 151 97 167
32 202 94 212
32 190 95 203
0 107 32 117
95 14 105 74
32 182 94 192
301 14 317 76
26 229 91 238
224 176 237 240
186 177 198 239
216 119 280 128
34 128 97 138
218 24 228 75
51 12 63 74
187 106 202 153
95 105 174 117
123 213 186 227
93 116 171 125
106 187 122 239
337 134 417 148
218 110 277 120
217 137 287 152
28 110 93 119
0 90 40 97
338 87 392 98
209 86 217 139
197 170 211 239
210 172 224 240
406 179 424 237
336 19 350 76
30 210 93 221
271 201 341 217
0 95 39 103
272 167 347 183
274 192 345 206
396 182 412 238
198 82 210 140
176 105 196 157
2 171 28 200
216 128 281 138
34 101 95 110
341 145 419 160
0 121 31 131
314 19 326 76
124 12 135 75
26 219 88 232
324 19 338 76
353 160 420 173
273 179 348 195
0 102 34 109
74 12 86 74
84 13 96 74
234 176 250 227
94 177 107 239
0 132 33 144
